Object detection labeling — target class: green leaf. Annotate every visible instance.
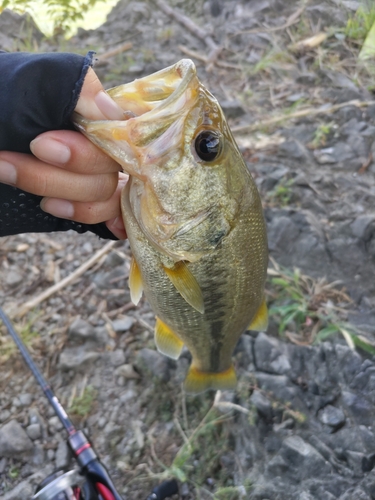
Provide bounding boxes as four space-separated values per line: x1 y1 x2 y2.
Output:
350 334 375 355
315 325 339 342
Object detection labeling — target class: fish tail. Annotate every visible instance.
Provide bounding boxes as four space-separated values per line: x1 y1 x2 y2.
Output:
184 365 237 394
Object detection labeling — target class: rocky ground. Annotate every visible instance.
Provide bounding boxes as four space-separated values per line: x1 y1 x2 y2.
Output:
1 0 375 499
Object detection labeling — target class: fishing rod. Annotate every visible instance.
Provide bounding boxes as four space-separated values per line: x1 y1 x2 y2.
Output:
0 306 178 500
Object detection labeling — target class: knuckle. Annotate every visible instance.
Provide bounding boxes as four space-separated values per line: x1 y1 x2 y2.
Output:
92 173 118 201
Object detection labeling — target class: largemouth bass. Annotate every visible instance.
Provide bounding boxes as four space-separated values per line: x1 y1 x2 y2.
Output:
74 59 268 393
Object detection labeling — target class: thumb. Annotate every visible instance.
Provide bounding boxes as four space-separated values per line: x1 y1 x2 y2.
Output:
74 67 124 120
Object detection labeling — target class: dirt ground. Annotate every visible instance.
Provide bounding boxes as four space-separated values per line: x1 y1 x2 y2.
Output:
1 1 375 499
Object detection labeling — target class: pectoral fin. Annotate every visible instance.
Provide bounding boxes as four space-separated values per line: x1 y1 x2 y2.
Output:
155 317 184 360
129 257 143 305
163 261 204 314
248 298 268 332
184 364 237 394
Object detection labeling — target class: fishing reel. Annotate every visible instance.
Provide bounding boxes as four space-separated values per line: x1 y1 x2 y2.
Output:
0 307 179 500
32 469 86 500
32 469 179 500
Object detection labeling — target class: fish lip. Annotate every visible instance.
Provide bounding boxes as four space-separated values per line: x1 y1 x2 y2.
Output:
154 59 197 112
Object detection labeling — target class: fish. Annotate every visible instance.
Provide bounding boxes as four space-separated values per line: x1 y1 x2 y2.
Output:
73 59 268 393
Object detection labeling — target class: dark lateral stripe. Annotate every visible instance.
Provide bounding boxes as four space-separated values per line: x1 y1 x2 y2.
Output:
210 338 223 372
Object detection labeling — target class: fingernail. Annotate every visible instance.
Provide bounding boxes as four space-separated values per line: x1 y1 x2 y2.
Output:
40 198 74 218
30 137 71 164
95 91 124 120
0 160 17 185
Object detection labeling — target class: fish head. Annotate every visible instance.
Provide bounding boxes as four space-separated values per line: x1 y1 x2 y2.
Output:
74 59 253 262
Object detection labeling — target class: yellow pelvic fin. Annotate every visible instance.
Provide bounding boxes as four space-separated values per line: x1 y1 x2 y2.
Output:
163 261 204 314
129 257 143 305
248 298 268 332
154 317 184 360
184 365 237 394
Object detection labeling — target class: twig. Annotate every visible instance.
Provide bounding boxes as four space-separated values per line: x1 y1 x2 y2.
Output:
232 99 375 134
234 5 304 35
106 301 136 318
15 241 117 318
173 416 191 448
178 45 242 70
97 42 133 62
151 0 222 70
358 152 373 174
213 390 250 415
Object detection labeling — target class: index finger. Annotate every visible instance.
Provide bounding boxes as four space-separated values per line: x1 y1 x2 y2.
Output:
30 129 121 175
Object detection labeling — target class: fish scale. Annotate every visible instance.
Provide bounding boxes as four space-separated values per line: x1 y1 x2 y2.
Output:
74 59 268 393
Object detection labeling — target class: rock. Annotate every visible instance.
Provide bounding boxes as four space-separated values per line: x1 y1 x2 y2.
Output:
254 332 291 375
339 487 371 500
68 317 96 340
341 391 374 426
278 139 311 161
108 349 126 367
351 215 375 241
111 316 135 332
267 215 300 254
318 405 346 429
5 270 23 287
48 416 64 433
250 390 273 419
279 435 331 480
2 467 54 500
2 480 34 500
58 346 100 371
256 372 298 402
31 443 45 466
0 409 11 422
344 450 366 476
18 393 33 406
0 419 33 457
135 348 170 383
55 440 71 469
115 364 141 379
26 423 41 441
220 99 246 119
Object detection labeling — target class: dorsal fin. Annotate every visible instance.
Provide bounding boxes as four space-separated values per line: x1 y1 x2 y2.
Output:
129 257 143 305
155 317 184 360
163 261 204 314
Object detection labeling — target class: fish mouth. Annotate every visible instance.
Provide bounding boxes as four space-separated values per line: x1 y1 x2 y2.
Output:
73 59 200 178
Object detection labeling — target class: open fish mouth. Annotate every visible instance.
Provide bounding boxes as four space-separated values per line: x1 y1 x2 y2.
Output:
73 59 200 177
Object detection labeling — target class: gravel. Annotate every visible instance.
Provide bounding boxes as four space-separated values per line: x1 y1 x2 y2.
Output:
1 0 375 498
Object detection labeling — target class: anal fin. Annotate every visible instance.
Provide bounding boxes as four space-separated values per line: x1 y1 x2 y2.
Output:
248 298 268 332
155 317 184 360
184 365 237 394
129 257 143 305
163 261 204 314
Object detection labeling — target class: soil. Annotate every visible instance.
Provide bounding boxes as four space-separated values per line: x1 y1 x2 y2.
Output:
1 1 375 499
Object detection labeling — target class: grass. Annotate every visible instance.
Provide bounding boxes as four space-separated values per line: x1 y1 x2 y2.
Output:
0 315 40 364
344 4 375 41
129 390 249 499
266 178 295 207
309 121 335 149
267 259 375 355
69 385 97 418
249 49 295 76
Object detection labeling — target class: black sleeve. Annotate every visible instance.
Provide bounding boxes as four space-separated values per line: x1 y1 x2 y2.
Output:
0 51 116 239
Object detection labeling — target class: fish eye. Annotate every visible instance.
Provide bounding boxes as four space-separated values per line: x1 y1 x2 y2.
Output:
194 131 222 162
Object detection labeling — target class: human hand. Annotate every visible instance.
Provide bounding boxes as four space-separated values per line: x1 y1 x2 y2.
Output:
0 68 127 239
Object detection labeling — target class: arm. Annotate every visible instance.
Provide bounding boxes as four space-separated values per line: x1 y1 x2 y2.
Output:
0 51 126 239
